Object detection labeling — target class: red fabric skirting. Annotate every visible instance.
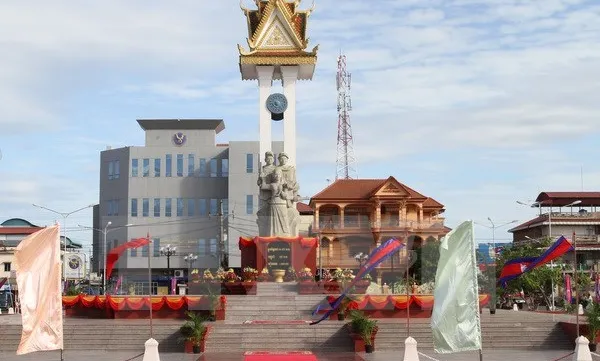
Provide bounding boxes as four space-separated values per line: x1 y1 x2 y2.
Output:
63 295 227 312
321 294 490 311
244 351 318 361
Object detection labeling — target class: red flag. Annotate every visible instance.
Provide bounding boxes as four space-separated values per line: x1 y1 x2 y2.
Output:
0 277 7 289
105 237 150 279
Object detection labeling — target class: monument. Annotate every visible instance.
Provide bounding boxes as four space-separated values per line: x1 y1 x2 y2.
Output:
238 0 319 278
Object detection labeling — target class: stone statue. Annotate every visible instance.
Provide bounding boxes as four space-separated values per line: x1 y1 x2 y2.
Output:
256 151 301 237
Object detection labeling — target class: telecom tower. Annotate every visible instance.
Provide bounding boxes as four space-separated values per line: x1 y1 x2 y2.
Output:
336 54 357 179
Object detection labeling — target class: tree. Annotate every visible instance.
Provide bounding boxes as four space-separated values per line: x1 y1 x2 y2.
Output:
412 241 440 284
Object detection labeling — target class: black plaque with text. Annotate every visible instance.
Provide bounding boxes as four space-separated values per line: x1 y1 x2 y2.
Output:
267 241 291 270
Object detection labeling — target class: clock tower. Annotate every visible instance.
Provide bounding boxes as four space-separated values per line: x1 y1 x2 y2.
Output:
238 0 319 166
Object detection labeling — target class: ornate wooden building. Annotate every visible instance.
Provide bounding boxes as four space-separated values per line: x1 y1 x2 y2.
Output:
309 177 449 283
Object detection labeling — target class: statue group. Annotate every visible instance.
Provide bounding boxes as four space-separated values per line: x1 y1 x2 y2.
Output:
257 151 301 237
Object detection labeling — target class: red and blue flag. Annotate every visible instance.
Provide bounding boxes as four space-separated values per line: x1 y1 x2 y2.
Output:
310 238 405 325
499 235 573 287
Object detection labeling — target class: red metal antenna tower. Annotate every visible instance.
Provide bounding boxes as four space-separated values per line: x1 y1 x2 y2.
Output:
336 53 357 179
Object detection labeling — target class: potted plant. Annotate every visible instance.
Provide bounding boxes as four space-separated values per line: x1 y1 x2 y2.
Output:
297 267 317 294
585 302 600 351
257 268 271 282
283 266 297 282
347 310 378 353
242 267 258 282
337 296 352 321
179 311 209 354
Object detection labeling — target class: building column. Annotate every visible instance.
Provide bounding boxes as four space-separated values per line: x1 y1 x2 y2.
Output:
281 66 299 166
339 206 345 229
418 204 423 223
314 206 320 230
398 200 406 227
375 200 382 229
257 66 274 160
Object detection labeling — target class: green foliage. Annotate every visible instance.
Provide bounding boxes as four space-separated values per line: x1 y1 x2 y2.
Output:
412 241 440 284
65 285 80 296
585 302 600 343
179 311 207 346
348 310 378 346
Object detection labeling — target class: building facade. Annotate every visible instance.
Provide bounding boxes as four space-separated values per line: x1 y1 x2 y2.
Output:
95 119 289 283
509 192 600 271
309 177 449 284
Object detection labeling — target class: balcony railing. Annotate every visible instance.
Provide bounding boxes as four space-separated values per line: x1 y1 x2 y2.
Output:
316 217 445 232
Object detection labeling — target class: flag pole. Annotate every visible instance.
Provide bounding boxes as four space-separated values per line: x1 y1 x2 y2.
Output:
574 232 579 337
472 221 483 361
147 232 153 339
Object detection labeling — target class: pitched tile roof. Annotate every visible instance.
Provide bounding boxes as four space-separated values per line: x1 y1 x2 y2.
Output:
535 192 600 207
296 202 313 215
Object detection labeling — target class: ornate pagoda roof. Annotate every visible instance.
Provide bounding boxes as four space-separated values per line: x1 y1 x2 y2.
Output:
238 0 318 65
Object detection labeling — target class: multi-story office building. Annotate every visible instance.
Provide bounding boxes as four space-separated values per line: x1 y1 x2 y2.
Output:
94 119 285 285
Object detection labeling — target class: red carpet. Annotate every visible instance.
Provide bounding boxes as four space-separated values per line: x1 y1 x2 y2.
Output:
243 351 318 361
243 320 311 325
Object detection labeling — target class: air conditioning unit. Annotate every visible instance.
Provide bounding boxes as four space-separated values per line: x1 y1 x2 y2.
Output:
174 270 184 278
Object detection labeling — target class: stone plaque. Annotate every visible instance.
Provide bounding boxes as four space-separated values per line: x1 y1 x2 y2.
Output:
267 241 291 270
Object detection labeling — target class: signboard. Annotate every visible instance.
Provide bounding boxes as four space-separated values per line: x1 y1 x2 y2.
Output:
64 253 86 279
267 242 291 270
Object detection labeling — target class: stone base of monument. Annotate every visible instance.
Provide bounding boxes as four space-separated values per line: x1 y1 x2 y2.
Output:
272 270 286 283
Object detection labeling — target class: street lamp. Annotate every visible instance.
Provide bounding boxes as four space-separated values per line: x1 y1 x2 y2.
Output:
33 203 95 282
78 223 133 295
160 244 177 274
354 252 369 269
184 253 198 272
485 218 519 260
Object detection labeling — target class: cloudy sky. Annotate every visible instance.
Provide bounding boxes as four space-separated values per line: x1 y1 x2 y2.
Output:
1 0 599 254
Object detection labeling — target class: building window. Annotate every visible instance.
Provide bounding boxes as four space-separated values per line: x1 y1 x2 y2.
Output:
143 158 150 177
210 158 217 178
165 198 172 217
154 158 161 177
177 198 184 217
198 199 207 216
131 198 138 217
108 161 114 180
198 239 206 256
187 198 195 216
199 158 207 177
246 195 253 215
209 239 217 255
143 198 149 217
114 160 120 179
177 154 184 177
221 159 229 177
223 199 229 216
141 244 149 257
4 262 11 272
107 200 119 216
153 198 161 217
131 247 137 257
108 160 120 180
210 199 218 216
246 153 254 173
153 238 161 257
165 154 172 177
188 154 195 176
132 159 139 177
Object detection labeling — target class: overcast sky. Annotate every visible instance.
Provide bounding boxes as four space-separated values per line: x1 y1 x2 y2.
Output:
1 0 599 254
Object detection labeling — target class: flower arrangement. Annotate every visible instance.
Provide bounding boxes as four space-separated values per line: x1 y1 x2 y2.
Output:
332 268 345 281
361 273 372 282
320 269 333 282
257 268 271 282
190 269 201 283
242 267 258 282
224 268 239 283
214 267 226 281
297 267 314 282
202 269 214 282
283 266 297 282
342 268 355 280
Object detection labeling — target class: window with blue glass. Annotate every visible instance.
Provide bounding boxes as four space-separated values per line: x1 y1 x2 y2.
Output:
107 200 113 216
154 158 161 177
165 198 172 217
222 199 229 217
153 198 160 217
188 154 195 176
142 198 149 217
210 158 217 177
131 198 138 217
108 161 114 180
153 238 161 257
209 239 217 255
221 159 229 177
198 239 206 256
141 244 149 257
131 159 139 177
143 158 150 177
210 199 218 216
187 198 195 216
177 198 184 217
109 160 120 179
246 153 253 173
199 158 207 177
246 195 253 215
131 247 137 257
198 199 207 216
177 154 184 177
165 154 172 177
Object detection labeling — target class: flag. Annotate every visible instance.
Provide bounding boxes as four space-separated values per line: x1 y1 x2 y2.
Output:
14 225 63 355
498 235 573 287
310 238 405 325
565 274 572 304
0 277 7 289
431 220 482 354
105 237 150 280
594 273 599 302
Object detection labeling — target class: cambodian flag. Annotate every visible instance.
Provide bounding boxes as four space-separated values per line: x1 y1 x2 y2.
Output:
499 235 573 288
310 238 405 325
565 274 572 304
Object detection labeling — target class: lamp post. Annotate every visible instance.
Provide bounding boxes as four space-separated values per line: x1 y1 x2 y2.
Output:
354 252 368 269
33 203 95 283
160 244 177 275
184 253 198 273
78 223 133 295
